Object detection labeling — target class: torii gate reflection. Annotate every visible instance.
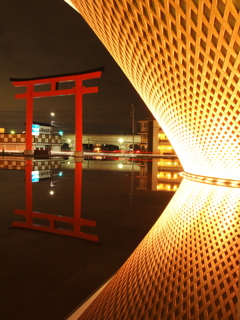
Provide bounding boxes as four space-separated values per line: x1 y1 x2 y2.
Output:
12 159 98 242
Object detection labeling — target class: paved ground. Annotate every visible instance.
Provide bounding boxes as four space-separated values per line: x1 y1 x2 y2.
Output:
0 166 173 320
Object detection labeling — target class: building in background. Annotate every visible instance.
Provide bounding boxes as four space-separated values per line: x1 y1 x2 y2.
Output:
0 119 177 156
62 133 141 152
137 119 183 192
0 122 62 153
138 120 176 156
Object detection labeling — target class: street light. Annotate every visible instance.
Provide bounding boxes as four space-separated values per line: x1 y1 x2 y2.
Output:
118 138 124 151
130 104 135 153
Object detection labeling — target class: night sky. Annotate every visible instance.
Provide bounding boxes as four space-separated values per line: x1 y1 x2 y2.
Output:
0 0 153 134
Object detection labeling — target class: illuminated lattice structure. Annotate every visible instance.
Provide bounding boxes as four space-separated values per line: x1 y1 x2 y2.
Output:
64 0 240 319
76 180 240 320
66 0 240 180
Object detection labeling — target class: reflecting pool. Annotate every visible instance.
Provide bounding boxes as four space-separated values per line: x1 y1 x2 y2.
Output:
0 155 180 320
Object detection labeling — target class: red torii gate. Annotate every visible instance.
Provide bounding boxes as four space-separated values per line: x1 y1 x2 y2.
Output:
10 67 104 156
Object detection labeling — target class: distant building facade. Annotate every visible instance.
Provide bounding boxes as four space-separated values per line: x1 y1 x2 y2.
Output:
137 120 182 192
62 133 141 152
0 122 62 153
138 120 176 156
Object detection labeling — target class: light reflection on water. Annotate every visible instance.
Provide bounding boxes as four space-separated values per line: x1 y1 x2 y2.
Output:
0 155 183 242
2 156 239 320
0 156 182 242
0 155 182 319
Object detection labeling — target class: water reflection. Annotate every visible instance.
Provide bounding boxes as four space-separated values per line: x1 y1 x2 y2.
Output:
0 155 177 320
0 155 181 243
136 157 183 191
78 176 240 320
1 156 239 319
2 157 98 242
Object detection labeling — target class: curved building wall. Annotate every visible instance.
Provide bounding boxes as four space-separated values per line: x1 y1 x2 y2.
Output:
64 1 240 319
66 0 239 180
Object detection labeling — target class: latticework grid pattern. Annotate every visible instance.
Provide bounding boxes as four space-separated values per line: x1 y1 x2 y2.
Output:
0 133 61 144
78 179 240 320
68 0 240 180
64 1 240 319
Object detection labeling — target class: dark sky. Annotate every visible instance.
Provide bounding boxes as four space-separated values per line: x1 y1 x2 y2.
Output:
0 0 153 134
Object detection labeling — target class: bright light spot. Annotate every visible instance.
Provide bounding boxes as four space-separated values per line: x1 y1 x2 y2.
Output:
67 139 71 143
64 0 79 11
50 190 54 195
58 172 63 177
10 131 15 134
118 164 123 169
51 112 55 116
59 131 64 135
118 138 124 143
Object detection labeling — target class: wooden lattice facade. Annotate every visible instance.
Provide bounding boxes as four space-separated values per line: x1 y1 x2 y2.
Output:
65 1 240 319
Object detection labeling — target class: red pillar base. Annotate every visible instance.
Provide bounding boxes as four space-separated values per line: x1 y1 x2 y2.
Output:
74 151 84 158
24 150 34 156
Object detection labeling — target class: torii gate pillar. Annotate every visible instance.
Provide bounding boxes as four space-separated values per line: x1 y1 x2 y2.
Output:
10 68 104 157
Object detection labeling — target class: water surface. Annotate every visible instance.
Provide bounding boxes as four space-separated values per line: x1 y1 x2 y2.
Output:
0 156 178 320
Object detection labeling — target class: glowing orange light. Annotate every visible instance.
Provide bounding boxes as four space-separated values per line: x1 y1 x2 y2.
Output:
65 1 240 319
